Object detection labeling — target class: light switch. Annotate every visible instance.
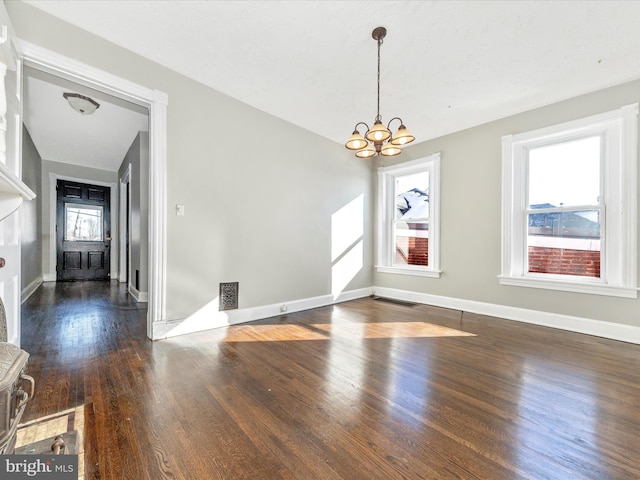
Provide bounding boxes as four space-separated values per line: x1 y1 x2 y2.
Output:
176 204 185 216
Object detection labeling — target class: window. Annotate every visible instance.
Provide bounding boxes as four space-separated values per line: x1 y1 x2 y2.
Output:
377 153 441 277
500 104 637 297
65 204 103 241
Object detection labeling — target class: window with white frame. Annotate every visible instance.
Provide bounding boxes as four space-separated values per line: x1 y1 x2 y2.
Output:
500 103 637 298
377 153 441 277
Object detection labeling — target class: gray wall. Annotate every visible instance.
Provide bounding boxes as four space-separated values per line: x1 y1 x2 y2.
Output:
9 3 374 323
118 131 149 295
21 126 42 291
40 160 118 279
377 79 640 329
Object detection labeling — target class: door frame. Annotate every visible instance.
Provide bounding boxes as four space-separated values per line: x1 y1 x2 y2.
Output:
118 164 131 285
49 174 117 281
0 4 37 346
21 40 167 340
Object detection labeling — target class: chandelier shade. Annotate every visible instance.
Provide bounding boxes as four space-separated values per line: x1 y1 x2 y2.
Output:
381 142 402 157
345 27 415 158
345 129 369 150
365 119 391 142
355 144 376 158
390 124 416 146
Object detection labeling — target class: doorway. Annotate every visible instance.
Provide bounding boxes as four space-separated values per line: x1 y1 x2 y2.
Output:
56 180 111 281
21 42 168 339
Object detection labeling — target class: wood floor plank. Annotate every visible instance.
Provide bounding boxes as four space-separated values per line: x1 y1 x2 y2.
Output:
20 282 640 479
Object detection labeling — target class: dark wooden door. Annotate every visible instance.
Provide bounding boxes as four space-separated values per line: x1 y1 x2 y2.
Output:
56 180 111 281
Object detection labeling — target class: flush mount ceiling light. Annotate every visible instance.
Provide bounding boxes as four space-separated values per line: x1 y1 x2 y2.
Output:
62 92 100 115
345 27 415 158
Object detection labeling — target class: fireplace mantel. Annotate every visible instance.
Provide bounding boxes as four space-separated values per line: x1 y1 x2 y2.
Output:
0 161 35 222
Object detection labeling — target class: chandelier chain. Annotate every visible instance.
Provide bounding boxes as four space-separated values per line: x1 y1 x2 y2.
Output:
376 36 383 122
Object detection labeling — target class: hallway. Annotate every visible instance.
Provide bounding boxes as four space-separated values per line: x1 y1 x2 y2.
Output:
21 281 148 419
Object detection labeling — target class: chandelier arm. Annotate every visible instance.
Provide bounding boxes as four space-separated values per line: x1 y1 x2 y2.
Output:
353 121 370 133
387 117 404 129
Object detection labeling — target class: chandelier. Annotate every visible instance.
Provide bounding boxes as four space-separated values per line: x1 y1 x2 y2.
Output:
345 27 415 158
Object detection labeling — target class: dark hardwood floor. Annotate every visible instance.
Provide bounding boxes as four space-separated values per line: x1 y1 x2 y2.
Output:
21 281 640 479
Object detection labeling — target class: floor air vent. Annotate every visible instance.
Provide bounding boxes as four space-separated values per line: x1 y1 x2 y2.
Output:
219 282 239 311
373 296 418 307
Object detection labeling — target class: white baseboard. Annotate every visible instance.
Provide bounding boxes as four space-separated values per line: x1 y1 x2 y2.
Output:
129 284 149 303
373 286 640 345
153 287 373 339
21 276 43 303
151 284 640 344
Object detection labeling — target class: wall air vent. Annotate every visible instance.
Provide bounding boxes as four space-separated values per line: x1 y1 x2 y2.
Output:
219 282 239 311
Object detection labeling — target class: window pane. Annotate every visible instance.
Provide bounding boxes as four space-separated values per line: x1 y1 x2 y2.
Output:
527 209 600 278
394 221 429 266
528 136 600 208
65 204 103 241
395 172 429 220
394 171 429 266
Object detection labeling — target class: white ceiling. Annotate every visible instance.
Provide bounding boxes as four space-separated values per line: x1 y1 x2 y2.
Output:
21 0 640 166
24 67 149 171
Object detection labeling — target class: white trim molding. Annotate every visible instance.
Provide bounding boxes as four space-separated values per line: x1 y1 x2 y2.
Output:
147 89 168 338
118 164 131 284
129 284 148 303
21 40 168 339
21 275 43 303
153 287 373 339
373 286 640 345
376 265 442 278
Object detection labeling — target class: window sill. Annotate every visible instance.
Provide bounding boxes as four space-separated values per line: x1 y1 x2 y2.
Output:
376 266 441 278
498 275 637 298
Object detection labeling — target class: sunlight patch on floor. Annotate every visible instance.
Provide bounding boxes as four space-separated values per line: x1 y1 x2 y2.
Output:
15 406 85 479
224 321 475 342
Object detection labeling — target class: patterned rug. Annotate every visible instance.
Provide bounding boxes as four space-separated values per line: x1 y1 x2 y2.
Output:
14 405 85 479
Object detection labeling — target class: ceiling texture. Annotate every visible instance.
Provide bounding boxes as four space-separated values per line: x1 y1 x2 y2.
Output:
24 66 149 171
21 0 640 170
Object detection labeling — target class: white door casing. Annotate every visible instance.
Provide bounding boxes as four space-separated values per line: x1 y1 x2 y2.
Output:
0 6 36 346
119 164 131 284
